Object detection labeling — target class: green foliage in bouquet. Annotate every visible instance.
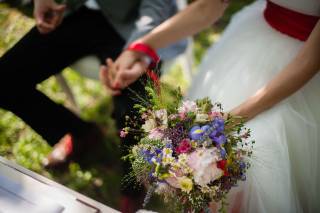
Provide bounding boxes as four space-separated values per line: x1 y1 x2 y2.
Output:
122 82 254 213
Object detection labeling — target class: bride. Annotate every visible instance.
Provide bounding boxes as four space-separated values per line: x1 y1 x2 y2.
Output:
102 0 320 212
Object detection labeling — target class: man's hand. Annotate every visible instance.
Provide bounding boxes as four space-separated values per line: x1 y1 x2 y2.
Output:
100 50 149 95
34 0 66 34
113 60 148 89
100 59 122 96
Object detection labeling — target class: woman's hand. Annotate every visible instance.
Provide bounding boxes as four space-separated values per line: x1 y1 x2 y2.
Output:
99 50 149 95
34 0 66 34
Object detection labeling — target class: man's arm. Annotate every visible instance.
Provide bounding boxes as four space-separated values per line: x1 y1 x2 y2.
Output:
101 0 184 95
125 0 180 47
101 0 228 93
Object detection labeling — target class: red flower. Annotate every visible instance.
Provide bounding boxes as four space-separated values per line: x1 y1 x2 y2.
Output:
175 139 192 154
217 159 229 176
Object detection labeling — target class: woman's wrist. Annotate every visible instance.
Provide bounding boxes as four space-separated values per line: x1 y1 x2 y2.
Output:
127 42 160 69
229 102 259 122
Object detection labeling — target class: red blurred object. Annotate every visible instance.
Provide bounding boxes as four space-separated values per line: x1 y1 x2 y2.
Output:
119 196 141 213
264 0 319 41
217 159 228 176
127 42 160 68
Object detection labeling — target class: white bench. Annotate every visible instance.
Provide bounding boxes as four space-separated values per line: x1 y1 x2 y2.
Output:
0 156 120 213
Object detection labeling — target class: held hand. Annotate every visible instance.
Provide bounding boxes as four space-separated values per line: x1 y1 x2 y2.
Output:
106 50 148 87
34 0 66 34
100 50 149 95
112 60 148 90
99 59 122 96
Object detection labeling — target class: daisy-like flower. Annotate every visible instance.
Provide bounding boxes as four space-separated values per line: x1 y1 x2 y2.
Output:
162 147 175 166
178 176 193 193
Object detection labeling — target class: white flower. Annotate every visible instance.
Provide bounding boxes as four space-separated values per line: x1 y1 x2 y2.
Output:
142 119 156 132
187 148 223 186
162 148 174 166
155 109 168 127
162 147 173 156
155 182 171 195
195 113 209 123
178 100 198 114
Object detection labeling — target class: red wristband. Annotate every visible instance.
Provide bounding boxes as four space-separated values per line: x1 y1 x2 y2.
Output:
127 42 160 68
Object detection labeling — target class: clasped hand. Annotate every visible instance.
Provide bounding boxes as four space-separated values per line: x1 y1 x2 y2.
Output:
100 50 149 95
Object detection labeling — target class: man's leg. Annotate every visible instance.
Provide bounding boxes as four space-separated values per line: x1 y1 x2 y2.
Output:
0 7 124 146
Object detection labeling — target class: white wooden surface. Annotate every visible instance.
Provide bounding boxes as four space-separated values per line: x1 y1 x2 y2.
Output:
0 156 119 213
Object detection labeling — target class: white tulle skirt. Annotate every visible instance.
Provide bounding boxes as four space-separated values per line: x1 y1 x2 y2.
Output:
187 1 320 212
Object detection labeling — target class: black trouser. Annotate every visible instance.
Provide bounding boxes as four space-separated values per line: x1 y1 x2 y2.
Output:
0 7 145 196
0 7 125 145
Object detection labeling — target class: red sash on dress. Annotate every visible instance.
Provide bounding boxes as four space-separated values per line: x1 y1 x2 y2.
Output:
264 0 320 41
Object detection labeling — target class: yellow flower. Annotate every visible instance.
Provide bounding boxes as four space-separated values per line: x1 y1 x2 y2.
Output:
178 177 193 193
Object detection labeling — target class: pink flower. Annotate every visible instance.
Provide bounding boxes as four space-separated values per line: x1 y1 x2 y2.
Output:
148 128 164 140
179 112 186 120
176 139 192 154
168 114 178 120
165 176 180 188
187 148 223 186
120 129 128 138
208 111 223 120
178 100 197 114
141 113 148 120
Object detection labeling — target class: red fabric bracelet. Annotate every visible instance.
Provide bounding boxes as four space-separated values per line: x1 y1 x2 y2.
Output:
127 42 160 68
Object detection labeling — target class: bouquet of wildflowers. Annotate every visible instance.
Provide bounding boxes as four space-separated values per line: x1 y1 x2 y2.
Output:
122 85 254 213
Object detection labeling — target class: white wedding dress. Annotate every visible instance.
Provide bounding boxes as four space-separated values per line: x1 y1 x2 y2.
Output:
188 0 320 212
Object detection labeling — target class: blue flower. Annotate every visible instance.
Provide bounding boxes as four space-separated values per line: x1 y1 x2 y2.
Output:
212 117 225 133
209 130 218 140
239 161 246 169
155 148 162 155
213 134 226 146
220 147 227 158
189 125 203 140
201 125 211 132
141 149 156 164
165 143 173 149
189 125 211 140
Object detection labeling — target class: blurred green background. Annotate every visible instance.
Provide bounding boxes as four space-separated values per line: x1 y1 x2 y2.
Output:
0 0 253 211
